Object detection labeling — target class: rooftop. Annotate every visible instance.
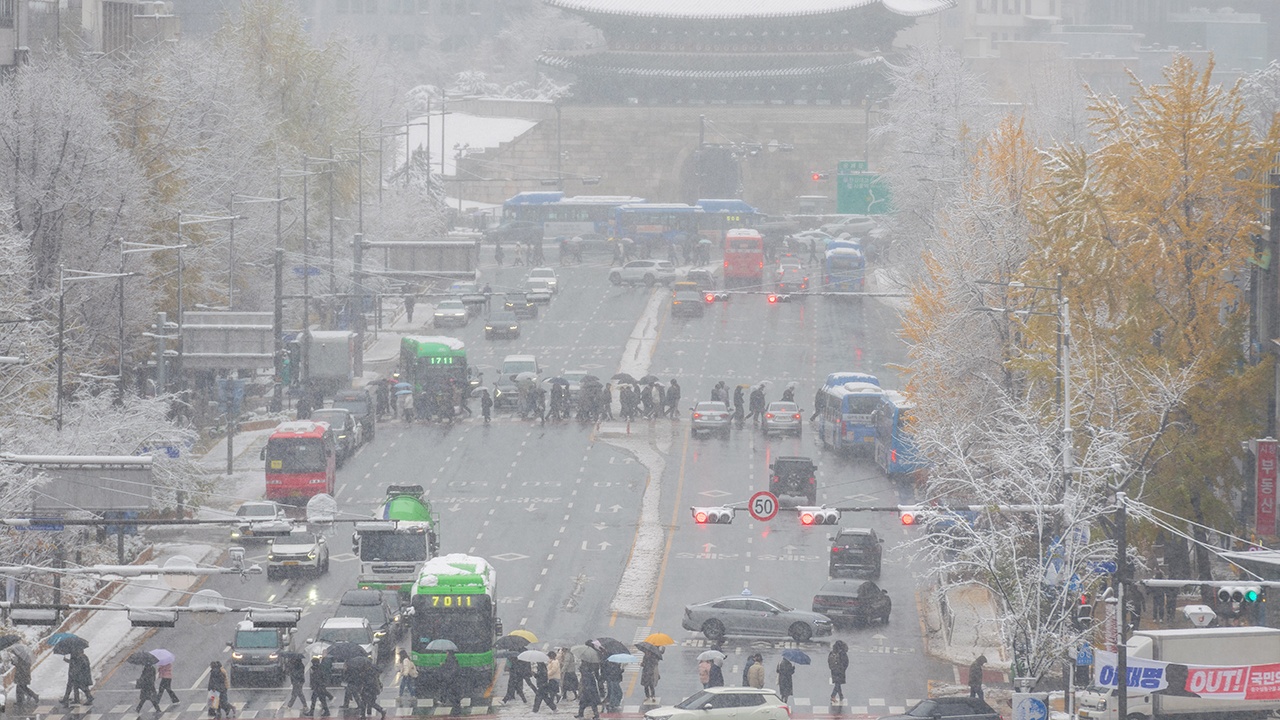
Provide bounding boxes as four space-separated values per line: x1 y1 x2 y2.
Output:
544 0 954 20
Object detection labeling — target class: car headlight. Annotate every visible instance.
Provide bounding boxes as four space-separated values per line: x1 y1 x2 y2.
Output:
268 554 276 561
308 551 317 559
374 631 386 639
485 325 493 330
231 652 243 660
268 653 279 660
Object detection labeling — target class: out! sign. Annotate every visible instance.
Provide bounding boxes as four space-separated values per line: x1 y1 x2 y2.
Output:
1257 438 1277 536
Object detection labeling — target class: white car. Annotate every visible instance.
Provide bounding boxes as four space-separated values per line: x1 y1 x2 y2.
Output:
231 501 291 542
645 687 791 720
609 259 679 287
432 299 469 328
266 528 330 579
527 267 558 293
525 278 554 304
307 617 379 668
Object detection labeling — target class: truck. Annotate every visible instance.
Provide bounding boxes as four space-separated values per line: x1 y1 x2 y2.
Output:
1076 627 1280 720
306 330 360 396
352 485 439 600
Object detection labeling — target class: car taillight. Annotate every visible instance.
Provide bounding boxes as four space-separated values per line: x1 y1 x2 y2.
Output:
782 704 791 717
765 413 774 419
793 413 801 419
723 260 729 268
891 449 897 462
759 260 764 269
809 476 815 484
692 413 702 419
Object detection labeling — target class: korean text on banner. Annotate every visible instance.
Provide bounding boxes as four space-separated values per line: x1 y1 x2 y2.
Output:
1093 650 1280 701
1257 438 1277 536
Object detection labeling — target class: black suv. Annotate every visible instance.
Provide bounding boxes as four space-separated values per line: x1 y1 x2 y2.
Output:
227 620 292 685
335 590 402 661
829 527 883 579
769 456 817 504
504 292 538 319
333 388 376 442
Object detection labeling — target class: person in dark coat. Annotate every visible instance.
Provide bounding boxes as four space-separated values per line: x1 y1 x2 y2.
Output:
61 649 94 706
286 656 308 710
357 662 386 719
576 666 601 719
666 379 681 418
503 658 530 703
207 660 232 718
602 660 624 711
708 660 725 688
747 384 767 423
404 293 416 323
481 388 493 423
12 651 38 705
810 387 825 422
776 657 795 703
640 647 663 701
532 661 557 713
732 386 746 425
308 657 333 716
439 650 464 715
135 661 161 713
828 640 849 704
968 655 987 701
295 392 312 420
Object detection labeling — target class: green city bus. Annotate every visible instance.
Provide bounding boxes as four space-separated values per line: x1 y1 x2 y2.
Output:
409 554 500 693
400 336 468 395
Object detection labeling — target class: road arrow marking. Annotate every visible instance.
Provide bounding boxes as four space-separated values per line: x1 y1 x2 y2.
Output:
593 523 608 531
703 543 716 553
581 541 612 551
872 634 887 645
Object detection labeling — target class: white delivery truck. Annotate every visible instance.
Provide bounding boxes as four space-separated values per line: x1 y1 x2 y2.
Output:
1076 627 1280 720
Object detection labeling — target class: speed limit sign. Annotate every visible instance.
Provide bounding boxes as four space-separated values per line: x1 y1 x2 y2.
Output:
748 491 779 522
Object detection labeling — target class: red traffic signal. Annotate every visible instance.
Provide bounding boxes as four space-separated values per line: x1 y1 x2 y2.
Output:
811 172 829 181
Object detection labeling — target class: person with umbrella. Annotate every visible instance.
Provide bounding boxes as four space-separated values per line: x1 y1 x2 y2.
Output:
308 657 332 717
153 650 180 705
207 660 232 718
601 658 624 711
708 656 725 687
575 661 601 720
61 646 94 706
439 649 463 715
9 642 38 706
501 656 530 704
638 643 663 702
732 385 746 425
356 660 386 719
285 655 308 710
531 658 557 713
776 656 796 703
748 384 767 423
134 655 162 713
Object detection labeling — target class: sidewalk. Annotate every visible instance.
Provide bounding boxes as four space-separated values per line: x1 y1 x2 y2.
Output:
918 582 1009 699
27 542 220 699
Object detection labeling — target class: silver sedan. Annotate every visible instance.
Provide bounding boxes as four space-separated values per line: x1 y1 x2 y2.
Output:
761 401 802 437
681 592 833 642
690 401 731 439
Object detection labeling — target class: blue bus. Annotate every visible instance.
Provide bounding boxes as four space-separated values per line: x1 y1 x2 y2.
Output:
823 372 879 389
817 381 886 455
695 199 760 242
615 203 703 245
502 192 646 240
824 245 866 292
873 390 925 478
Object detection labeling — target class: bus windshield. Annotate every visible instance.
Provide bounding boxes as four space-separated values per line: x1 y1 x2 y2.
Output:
844 396 883 415
265 438 326 473
359 533 428 562
413 608 491 653
828 256 862 270
727 238 760 251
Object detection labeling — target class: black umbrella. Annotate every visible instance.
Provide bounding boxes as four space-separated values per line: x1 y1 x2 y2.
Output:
639 375 660 385
595 637 629 658
611 373 637 384
580 375 602 387
52 635 90 655
636 641 663 657
128 651 159 665
548 377 570 386
324 642 367 662
495 634 532 652
0 635 21 652
344 655 373 671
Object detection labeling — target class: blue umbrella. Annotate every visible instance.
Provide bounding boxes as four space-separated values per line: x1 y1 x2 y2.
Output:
781 649 811 665
46 632 79 647
608 653 640 664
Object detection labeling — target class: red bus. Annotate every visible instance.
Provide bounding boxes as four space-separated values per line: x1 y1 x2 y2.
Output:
262 420 336 503
723 228 764 289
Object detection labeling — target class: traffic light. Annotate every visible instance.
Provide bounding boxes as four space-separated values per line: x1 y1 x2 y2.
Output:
899 505 924 526
797 506 840 525
704 292 730 303
129 609 179 628
1217 585 1262 604
247 608 302 628
691 506 734 524
767 294 792 304
1074 593 1094 630
811 172 829 181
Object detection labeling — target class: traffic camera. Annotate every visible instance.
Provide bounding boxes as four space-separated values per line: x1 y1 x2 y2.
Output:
691 506 735 524
704 292 731 303
797 506 840 525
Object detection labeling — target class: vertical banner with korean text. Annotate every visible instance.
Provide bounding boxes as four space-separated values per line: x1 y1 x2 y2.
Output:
1257 438 1277 536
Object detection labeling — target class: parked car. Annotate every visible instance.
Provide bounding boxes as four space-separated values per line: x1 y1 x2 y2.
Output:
811 579 891 626
690 401 731 439
829 527 883 579
761 401 802 437
682 591 832 642
432 299 470 328
880 697 1000 720
332 388 376 442
309 407 361 466
769 456 817 504
307 617 380 669
504 292 538 318
266 528 330 579
644 687 791 720
484 310 521 340
335 590 402 659
527 267 558 293
230 501 291 543
671 290 705 318
609 259 679 287
227 619 292 685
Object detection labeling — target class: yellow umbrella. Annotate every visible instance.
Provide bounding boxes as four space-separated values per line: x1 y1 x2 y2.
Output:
509 629 539 643
644 632 675 647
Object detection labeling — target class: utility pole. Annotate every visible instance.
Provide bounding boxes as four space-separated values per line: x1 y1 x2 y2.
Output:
1115 491 1129 720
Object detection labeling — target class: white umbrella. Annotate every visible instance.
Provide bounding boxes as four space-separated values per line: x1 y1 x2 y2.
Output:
517 649 551 664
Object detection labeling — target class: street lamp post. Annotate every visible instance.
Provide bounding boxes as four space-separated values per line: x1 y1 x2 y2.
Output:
119 242 188 403
231 188 289 410
176 212 235 382
58 267 133 431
